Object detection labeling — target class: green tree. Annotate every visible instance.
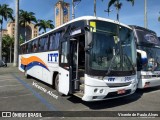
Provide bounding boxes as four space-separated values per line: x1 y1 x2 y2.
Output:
0 4 14 61
107 0 134 21
2 34 14 63
35 19 54 33
19 10 37 42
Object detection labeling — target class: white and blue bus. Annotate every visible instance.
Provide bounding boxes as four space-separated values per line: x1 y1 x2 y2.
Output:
19 16 137 101
131 25 160 88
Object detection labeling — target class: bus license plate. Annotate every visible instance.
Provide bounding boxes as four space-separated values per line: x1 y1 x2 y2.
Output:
117 89 126 94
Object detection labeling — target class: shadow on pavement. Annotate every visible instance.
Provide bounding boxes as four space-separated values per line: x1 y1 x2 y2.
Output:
67 86 160 110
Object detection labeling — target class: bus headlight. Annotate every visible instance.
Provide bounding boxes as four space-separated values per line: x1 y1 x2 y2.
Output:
99 89 104 94
94 88 98 93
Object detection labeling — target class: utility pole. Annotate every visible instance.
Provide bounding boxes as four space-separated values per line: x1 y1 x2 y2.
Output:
72 0 75 19
144 0 148 28
61 0 64 24
94 0 96 16
72 0 81 19
13 0 19 67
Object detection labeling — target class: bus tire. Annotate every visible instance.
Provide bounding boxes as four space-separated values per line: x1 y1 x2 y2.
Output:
24 67 29 79
55 74 63 96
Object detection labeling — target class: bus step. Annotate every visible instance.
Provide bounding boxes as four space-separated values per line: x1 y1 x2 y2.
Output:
80 77 84 84
80 84 84 92
74 92 84 98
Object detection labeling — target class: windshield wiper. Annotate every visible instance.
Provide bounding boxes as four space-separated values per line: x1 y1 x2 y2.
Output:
122 53 135 72
106 49 120 75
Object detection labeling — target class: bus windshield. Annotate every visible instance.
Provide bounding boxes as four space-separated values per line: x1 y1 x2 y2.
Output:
89 21 136 72
138 46 160 71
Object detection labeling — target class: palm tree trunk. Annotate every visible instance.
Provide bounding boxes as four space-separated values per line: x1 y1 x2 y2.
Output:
94 0 96 16
0 17 3 61
25 22 27 42
10 45 12 63
0 23 2 61
13 0 19 67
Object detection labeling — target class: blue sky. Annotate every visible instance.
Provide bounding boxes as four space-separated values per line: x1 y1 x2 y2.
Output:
0 0 160 36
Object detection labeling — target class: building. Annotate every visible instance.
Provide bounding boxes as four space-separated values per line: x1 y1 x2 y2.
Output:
55 0 70 27
0 29 8 37
7 22 38 41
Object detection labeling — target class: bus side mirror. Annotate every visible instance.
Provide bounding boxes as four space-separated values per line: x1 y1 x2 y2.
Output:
137 50 148 70
84 25 94 46
85 47 92 54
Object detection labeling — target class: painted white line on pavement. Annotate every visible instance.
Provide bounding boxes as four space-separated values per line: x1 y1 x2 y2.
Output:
0 79 17 82
0 84 22 88
0 93 33 99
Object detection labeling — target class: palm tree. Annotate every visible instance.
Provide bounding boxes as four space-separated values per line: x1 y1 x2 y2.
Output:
13 0 19 67
2 34 14 63
0 4 14 61
35 20 54 33
107 0 134 21
19 10 37 42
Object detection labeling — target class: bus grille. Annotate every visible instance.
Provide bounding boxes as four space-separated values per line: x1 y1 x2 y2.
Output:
104 89 131 99
106 82 132 88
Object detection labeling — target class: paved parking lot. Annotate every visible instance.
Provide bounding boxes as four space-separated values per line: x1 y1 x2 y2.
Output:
0 65 160 120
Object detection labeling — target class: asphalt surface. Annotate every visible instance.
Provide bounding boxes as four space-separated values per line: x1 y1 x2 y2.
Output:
0 64 160 120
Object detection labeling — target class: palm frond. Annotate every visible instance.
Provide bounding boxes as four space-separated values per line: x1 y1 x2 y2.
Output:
126 0 134 6
108 0 117 9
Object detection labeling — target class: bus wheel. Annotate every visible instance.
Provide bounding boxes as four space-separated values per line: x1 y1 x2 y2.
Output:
24 68 29 79
55 74 63 96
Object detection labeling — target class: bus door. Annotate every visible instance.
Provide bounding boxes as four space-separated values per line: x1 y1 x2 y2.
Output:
59 40 70 95
70 35 85 92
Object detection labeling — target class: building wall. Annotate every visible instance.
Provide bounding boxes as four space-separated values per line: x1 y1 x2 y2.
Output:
6 22 38 41
0 29 8 36
55 1 70 27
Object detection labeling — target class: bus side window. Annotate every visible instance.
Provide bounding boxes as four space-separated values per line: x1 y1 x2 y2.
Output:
32 39 38 52
44 37 49 51
28 42 32 53
49 34 55 50
55 33 60 49
39 38 44 52
35 39 38 52
137 52 142 71
22 45 26 54
26 43 28 53
61 41 68 63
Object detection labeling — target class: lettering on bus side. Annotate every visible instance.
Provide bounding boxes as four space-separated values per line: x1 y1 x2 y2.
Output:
48 53 58 63
124 76 132 82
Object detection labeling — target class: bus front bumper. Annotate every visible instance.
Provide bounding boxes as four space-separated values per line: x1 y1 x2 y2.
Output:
82 82 137 101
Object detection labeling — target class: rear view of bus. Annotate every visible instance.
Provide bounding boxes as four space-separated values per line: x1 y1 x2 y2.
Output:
131 25 160 89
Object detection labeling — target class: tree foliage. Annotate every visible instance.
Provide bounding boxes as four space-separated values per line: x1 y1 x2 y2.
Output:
35 19 54 33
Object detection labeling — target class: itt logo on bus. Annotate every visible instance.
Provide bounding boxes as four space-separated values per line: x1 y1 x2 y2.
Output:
48 53 58 63
108 78 115 82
